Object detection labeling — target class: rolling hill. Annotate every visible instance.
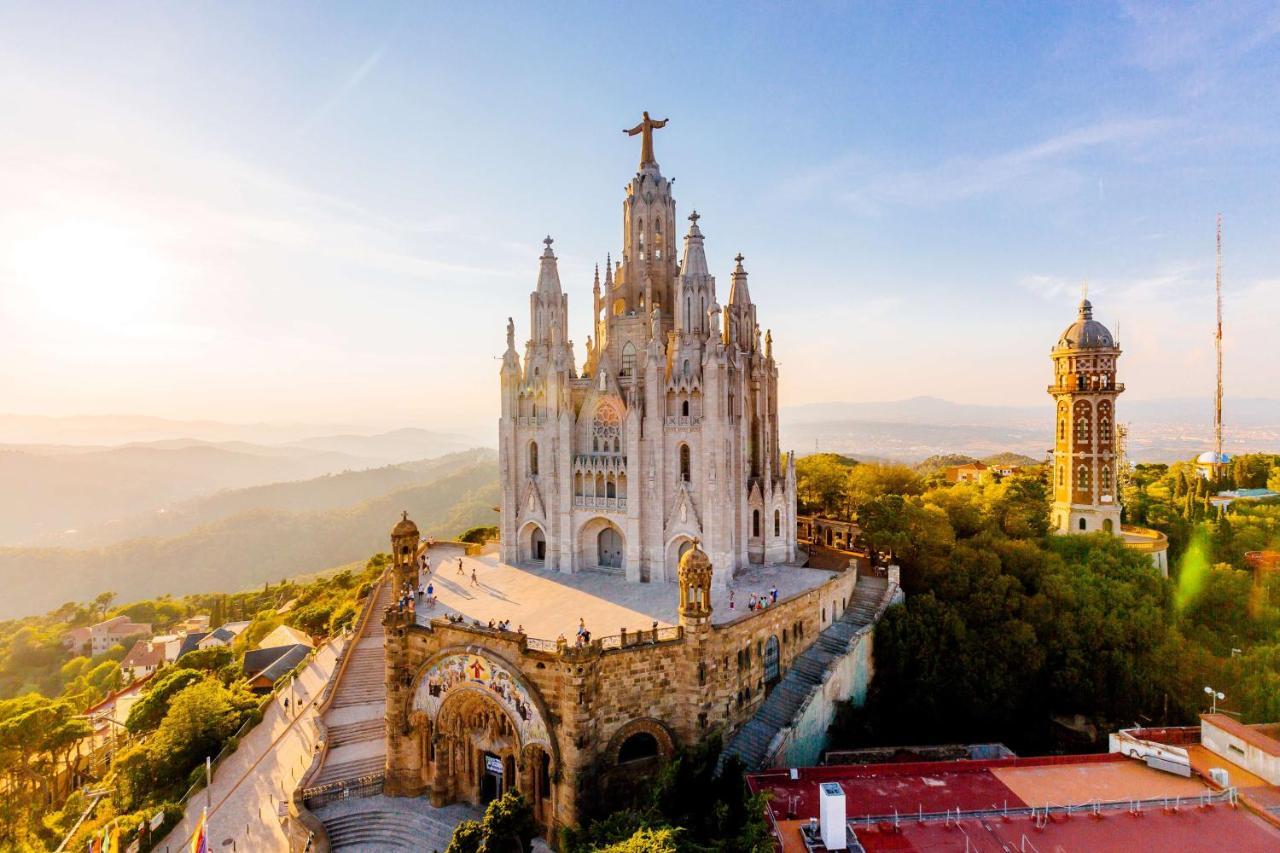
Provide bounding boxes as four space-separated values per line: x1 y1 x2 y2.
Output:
35 449 493 547
0 453 499 620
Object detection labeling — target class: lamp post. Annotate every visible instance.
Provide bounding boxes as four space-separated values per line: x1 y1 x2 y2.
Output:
1204 685 1225 714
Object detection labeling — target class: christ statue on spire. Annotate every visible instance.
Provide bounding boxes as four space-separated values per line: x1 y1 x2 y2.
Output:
624 111 668 167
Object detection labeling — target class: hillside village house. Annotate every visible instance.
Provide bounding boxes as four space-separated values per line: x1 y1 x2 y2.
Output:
120 639 166 682
196 620 251 650
258 624 314 650
63 615 151 656
944 462 989 484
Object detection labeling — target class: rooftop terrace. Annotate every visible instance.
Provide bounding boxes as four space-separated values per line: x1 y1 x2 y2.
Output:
410 543 840 641
750 753 1280 853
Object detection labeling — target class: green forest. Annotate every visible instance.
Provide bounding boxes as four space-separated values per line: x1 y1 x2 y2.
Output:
0 552 388 851
793 452 1280 753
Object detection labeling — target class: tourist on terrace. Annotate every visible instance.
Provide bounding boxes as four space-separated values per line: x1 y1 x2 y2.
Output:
770 585 778 604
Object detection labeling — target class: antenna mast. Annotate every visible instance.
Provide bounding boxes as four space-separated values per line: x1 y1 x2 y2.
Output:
1215 214 1224 465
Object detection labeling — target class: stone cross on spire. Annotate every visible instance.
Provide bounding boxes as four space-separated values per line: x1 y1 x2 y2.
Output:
623 111 669 168
543 235 554 253
689 210 700 224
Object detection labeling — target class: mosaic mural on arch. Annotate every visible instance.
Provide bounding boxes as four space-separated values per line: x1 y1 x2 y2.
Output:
413 651 551 749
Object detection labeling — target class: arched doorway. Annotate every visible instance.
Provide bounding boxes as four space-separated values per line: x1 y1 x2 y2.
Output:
521 522 547 564
598 526 623 569
617 732 659 764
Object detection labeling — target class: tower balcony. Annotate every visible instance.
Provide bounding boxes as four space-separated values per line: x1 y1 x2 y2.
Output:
1047 382 1124 394
664 415 703 428
573 496 628 512
516 416 547 427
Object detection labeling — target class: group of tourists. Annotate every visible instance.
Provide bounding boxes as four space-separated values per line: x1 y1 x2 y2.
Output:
727 585 780 612
574 617 592 646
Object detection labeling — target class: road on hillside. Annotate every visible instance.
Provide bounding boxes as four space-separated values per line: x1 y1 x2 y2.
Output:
156 637 345 853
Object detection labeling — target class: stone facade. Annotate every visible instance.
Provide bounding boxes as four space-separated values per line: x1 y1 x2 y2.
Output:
383 538 859 838
498 119 797 585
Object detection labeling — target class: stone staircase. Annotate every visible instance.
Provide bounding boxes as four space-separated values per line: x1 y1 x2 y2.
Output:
313 796 482 852
311 578 393 790
720 575 892 773
328 718 385 748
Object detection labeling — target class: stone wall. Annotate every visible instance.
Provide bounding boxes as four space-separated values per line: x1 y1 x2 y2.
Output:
773 627 874 769
383 567 859 837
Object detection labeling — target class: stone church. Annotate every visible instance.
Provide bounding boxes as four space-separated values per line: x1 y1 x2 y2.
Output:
498 112 798 584
372 118 888 843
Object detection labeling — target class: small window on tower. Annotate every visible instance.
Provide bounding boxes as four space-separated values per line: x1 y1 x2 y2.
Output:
621 342 636 377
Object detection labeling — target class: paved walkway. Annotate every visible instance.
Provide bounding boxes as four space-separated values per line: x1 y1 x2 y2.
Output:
416 543 836 640
155 638 344 853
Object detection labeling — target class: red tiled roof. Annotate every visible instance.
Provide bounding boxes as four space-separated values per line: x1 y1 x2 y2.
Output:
121 640 164 669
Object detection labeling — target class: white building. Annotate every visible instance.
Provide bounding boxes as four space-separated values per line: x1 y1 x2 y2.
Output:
499 115 797 587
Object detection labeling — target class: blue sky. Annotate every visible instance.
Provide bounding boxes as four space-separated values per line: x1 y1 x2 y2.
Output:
0 2 1276 433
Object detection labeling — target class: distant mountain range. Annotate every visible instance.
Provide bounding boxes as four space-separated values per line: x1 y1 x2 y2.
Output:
0 450 498 620
782 395 1280 428
0 427 477 545
780 396 1280 464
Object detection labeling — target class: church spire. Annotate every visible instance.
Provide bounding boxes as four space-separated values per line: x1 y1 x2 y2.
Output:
727 253 751 306
536 236 561 296
680 210 709 278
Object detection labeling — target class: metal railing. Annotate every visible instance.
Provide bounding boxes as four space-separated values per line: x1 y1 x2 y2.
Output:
299 772 385 809
845 787 1239 830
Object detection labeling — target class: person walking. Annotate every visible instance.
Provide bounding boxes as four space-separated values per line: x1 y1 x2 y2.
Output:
457 558 465 576
471 566 479 587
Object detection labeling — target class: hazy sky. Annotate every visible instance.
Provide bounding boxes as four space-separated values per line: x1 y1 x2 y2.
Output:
1 2 1276 434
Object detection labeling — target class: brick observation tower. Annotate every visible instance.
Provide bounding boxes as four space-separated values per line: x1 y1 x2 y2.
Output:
1048 297 1124 536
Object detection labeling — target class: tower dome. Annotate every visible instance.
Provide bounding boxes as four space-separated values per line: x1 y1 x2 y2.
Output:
677 538 713 622
392 511 419 538
678 539 712 578
1056 299 1115 349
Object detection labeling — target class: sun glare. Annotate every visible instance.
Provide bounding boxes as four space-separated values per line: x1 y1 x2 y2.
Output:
12 221 167 328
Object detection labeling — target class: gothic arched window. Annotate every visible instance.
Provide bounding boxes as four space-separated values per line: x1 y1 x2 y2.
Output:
753 510 761 538
679 444 691 482
1101 464 1112 494
528 441 538 476
1078 464 1091 490
681 399 690 417
774 510 781 537
621 342 636 378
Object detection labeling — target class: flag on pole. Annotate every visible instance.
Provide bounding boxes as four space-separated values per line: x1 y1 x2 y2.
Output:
190 807 209 853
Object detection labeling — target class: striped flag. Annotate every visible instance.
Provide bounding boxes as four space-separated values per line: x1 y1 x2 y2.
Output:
190 808 209 853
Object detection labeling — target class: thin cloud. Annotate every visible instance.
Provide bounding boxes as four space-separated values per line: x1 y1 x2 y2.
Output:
299 40 391 133
836 118 1174 212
